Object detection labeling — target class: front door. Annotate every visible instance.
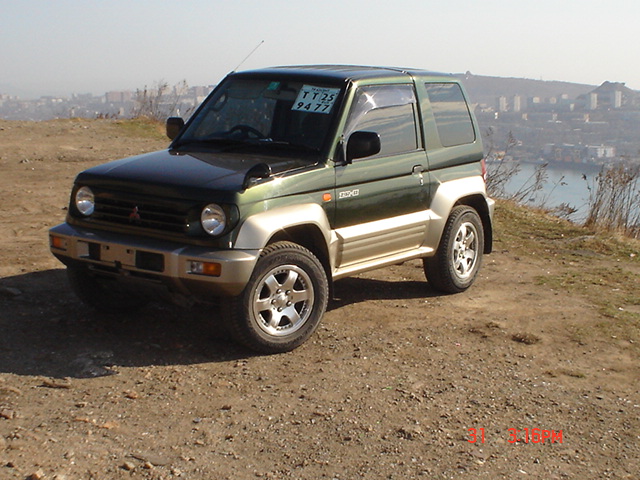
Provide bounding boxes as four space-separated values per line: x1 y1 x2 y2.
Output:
333 84 430 268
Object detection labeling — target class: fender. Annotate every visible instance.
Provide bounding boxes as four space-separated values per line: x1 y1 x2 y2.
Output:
424 175 491 249
233 203 333 250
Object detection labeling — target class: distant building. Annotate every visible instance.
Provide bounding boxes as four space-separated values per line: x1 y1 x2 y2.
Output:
577 81 638 111
586 144 616 160
612 90 622 109
513 95 522 112
542 143 616 164
497 96 508 112
105 91 133 103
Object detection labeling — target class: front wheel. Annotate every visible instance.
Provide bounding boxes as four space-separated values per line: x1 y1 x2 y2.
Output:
424 206 484 293
223 242 329 354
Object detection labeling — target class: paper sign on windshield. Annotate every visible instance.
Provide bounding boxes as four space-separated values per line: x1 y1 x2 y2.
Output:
292 86 340 114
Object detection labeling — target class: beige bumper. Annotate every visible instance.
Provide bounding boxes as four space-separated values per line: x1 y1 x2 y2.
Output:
49 223 259 296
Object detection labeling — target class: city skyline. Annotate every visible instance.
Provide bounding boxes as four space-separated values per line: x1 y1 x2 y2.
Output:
1 73 627 122
2 0 640 99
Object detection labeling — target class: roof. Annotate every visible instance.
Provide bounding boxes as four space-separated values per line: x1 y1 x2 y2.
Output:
233 65 455 84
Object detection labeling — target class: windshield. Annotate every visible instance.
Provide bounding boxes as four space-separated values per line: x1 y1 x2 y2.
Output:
177 77 344 154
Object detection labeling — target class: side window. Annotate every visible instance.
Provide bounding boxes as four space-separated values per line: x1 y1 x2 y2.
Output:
345 85 418 157
424 83 476 147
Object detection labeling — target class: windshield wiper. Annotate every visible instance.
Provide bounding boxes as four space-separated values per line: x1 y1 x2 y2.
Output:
172 137 249 150
173 136 320 154
258 140 320 153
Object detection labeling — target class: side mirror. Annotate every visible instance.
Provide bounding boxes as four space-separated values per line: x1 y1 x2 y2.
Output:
242 163 272 189
346 131 381 163
166 117 185 140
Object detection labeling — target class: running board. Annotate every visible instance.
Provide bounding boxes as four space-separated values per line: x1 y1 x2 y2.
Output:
332 246 434 280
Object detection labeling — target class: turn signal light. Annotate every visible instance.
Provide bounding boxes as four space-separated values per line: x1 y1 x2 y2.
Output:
50 235 67 250
189 261 222 277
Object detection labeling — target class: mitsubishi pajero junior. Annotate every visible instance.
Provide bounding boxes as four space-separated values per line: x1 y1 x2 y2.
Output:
50 65 494 353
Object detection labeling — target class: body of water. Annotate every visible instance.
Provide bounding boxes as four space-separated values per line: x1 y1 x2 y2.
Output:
499 162 602 223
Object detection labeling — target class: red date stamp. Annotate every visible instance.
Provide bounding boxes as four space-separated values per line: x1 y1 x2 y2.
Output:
468 428 563 444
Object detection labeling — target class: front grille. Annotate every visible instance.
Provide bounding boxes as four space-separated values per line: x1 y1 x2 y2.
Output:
91 193 194 234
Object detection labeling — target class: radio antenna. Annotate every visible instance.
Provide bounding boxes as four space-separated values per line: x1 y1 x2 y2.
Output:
233 40 265 72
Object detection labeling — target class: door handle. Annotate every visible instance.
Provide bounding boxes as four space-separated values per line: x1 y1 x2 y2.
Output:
412 165 424 186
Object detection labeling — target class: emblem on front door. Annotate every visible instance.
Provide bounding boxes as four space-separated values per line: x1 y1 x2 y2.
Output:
338 189 360 199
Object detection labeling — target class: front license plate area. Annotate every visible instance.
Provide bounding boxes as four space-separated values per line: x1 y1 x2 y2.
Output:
100 244 136 266
77 241 164 273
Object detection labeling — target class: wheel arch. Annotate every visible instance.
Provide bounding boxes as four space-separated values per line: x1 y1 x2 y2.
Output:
233 203 334 292
454 194 493 254
429 176 493 255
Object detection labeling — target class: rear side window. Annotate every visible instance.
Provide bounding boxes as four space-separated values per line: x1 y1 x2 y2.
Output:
345 84 418 157
424 83 475 147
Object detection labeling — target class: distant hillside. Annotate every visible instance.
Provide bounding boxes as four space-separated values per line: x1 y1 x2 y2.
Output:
456 73 595 105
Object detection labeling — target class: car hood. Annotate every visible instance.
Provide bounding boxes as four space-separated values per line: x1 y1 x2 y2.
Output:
76 149 313 193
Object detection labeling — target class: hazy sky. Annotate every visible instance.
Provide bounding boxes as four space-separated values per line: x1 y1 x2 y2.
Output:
2 0 638 98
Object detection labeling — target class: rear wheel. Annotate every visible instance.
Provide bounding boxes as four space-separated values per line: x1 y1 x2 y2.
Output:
223 242 328 353
424 206 484 293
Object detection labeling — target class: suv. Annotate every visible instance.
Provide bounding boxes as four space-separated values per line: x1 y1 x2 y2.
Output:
49 65 494 353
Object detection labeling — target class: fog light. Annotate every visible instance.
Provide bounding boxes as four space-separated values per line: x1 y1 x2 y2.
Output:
50 235 67 250
189 261 222 277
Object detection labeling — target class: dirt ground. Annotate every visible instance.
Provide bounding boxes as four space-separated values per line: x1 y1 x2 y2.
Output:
0 119 638 479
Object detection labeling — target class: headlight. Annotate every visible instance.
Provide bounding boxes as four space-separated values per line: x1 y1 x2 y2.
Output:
201 204 226 236
75 186 95 216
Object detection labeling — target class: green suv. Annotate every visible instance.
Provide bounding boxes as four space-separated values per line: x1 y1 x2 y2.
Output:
49 65 494 353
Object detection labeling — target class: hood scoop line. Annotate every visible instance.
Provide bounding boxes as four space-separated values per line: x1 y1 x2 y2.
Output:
243 163 272 189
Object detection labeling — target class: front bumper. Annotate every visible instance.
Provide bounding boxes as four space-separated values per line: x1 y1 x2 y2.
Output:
49 223 260 297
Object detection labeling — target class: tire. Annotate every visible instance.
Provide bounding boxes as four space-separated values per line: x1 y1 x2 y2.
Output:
67 264 148 312
424 206 484 293
223 242 329 354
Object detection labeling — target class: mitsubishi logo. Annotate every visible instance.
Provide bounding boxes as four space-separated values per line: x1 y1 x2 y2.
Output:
129 206 141 223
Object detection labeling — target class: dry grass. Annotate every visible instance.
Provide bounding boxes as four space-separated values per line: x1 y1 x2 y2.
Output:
584 163 640 239
113 117 167 140
495 199 640 348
